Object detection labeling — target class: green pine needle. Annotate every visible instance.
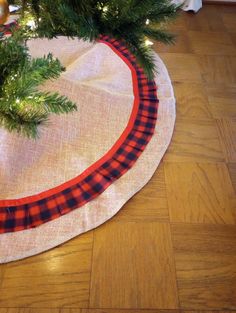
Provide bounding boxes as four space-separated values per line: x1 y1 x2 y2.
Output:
0 31 77 138
9 0 180 79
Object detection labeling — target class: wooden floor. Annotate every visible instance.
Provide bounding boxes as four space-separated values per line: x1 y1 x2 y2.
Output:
0 4 236 312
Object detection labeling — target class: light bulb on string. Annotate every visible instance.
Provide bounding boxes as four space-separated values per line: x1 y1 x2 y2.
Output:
26 18 36 30
145 39 154 46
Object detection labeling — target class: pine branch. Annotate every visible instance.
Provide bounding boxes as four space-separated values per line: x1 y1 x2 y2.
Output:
0 31 77 138
0 107 47 138
28 91 77 114
143 27 176 45
15 0 180 79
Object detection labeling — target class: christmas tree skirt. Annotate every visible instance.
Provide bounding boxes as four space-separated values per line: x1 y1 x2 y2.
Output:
0 37 175 263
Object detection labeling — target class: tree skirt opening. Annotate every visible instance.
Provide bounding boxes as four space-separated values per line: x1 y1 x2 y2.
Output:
0 36 175 263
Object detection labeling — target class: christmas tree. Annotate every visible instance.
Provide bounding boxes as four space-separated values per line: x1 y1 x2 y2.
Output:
0 0 179 138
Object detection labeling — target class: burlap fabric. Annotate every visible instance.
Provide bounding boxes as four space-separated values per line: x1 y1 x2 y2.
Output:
0 37 175 263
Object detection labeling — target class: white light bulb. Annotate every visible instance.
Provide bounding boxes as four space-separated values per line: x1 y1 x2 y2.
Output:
27 19 36 30
145 39 154 46
146 19 150 25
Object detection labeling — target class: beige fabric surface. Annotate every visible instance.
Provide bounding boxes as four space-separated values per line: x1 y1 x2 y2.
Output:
0 38 175 263
0 38 133 199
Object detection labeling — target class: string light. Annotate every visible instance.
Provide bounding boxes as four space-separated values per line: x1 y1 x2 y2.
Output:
26 18 36 29
145 39 154 46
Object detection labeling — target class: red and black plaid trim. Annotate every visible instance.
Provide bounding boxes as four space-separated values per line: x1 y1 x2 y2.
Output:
0 21 18 37
0 35 159 234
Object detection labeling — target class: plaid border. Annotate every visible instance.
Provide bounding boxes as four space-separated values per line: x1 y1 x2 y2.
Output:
0 21 18 37
0 35 159 234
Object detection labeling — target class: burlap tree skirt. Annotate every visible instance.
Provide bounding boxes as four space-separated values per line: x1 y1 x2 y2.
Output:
0 37 175 263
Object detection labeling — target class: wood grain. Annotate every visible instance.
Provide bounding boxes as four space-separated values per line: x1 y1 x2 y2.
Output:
165 162 236 224
172 223 236 310
185 5 226 32
188 31 236 55
183 311 236 313
228 163 236 194
0 232 93 308
164 118 224 162
174 82 212 119
0 308 82 313
206 84 236 119
197 55 236 84
0 267 5 289
230 32 236 47
154 31 193 54
214 5 236 14
222 13 236 31
166 11 190 32
115 163 169 222
82 310 180 313
90 221 179 309
158 53 202 83
217 118 236 162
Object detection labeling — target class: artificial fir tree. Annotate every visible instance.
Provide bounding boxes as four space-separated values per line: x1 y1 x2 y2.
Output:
1 0 180 138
